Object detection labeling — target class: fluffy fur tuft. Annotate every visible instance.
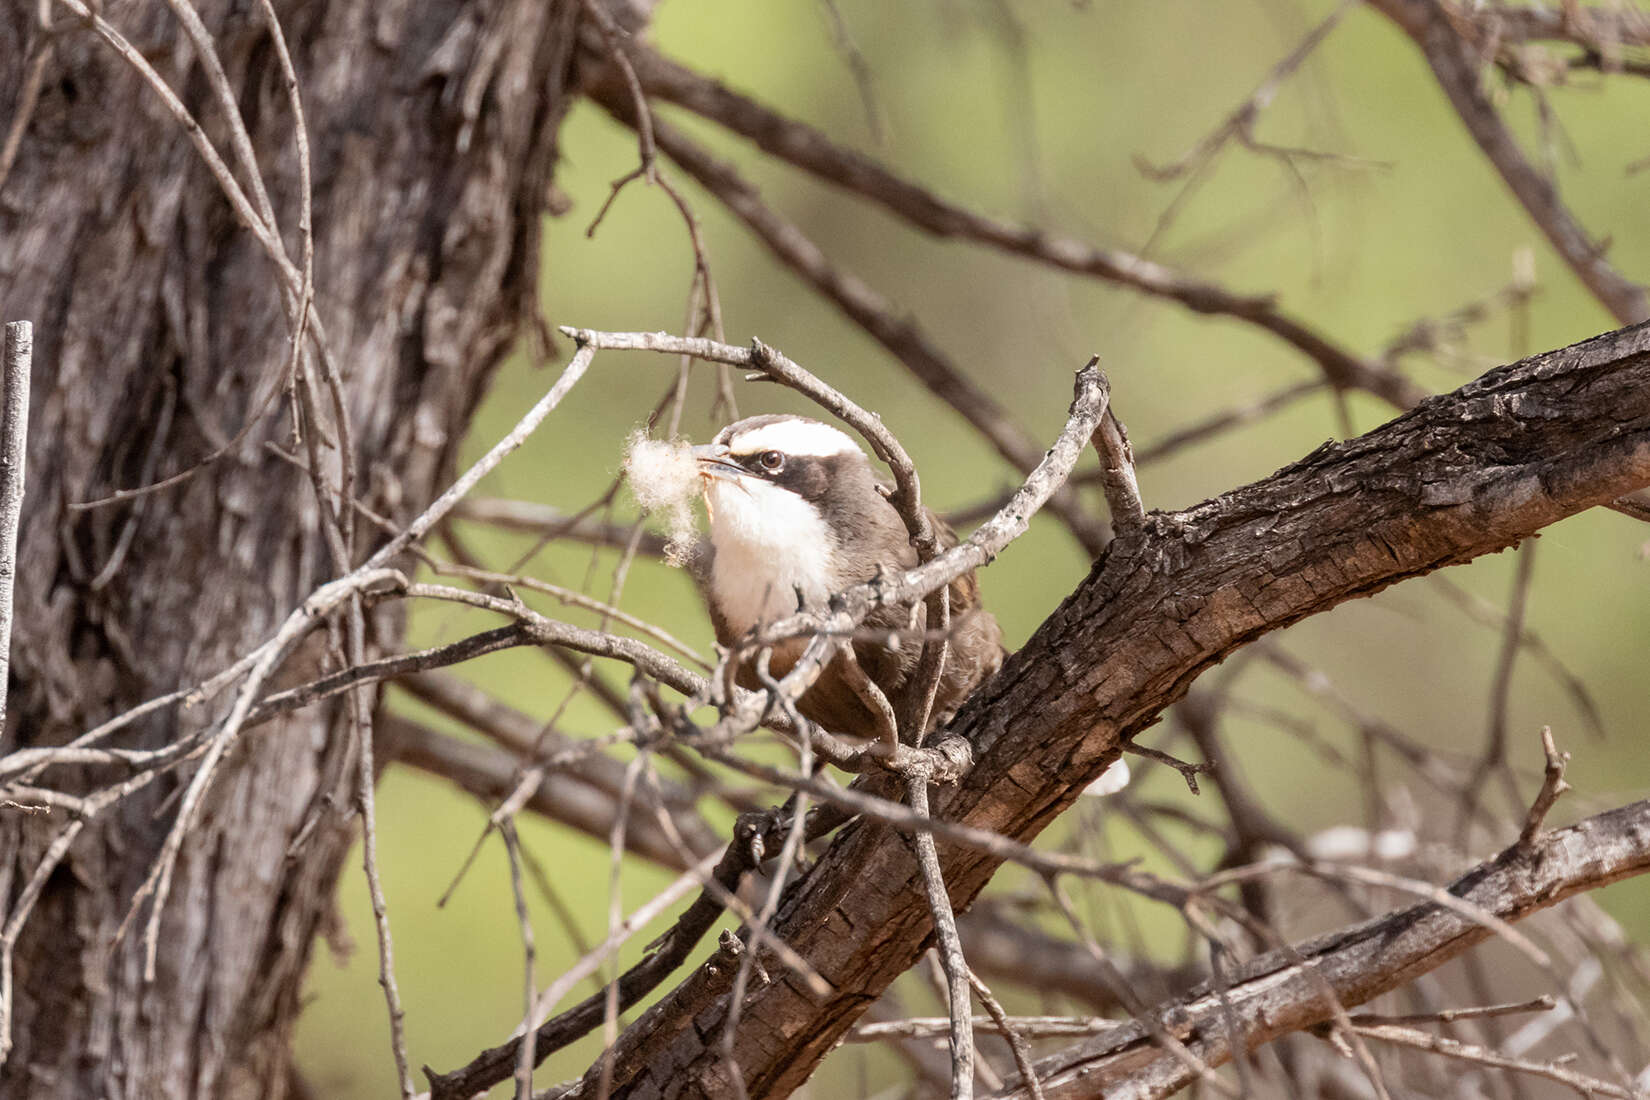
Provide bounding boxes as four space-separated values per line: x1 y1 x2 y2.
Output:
623 432 700 565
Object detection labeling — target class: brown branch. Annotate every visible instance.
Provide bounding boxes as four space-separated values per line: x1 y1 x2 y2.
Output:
546 321 1650 1097
585 94 1112 554
591 42 1427 411
1346 1021 1635 1100
451 497 669 555
1517 725 1572 850
379 713 719 872
1088 385 1145 534
1369 0 1649 325
1464 4 1650 49
991 798 1650 1099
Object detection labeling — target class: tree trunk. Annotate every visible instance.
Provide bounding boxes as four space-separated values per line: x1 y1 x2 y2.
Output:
0 0 577 1094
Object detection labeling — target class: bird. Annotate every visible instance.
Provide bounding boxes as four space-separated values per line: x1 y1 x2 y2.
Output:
688 413 1005 745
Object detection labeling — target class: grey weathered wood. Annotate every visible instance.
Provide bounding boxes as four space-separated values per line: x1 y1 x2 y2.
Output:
1000 797 1650 1099
0 2 578 1095
558 320 1650 1098
0 321 30 735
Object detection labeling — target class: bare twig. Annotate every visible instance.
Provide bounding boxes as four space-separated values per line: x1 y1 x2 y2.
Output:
1461 538 1539 833
1348 1020 1637 1099
587 98 1113 554
1087 377 1145 533
967 970 1045 1100
597 42 1427 410
911 772 975 1099
1135 0 1362 256
452 497 669 556
1123 740 1212 796
1368 0 1649 325
499 823 538 1099
1518 726 1571 850
0 322 32 734
849 1014 1114 1043
353 633 415 1098
1347 995 1556 1028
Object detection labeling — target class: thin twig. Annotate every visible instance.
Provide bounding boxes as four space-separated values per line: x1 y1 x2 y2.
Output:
1460 538 1538 838
598 41 1426 410
967 969 1045 1100
1347 996 1557 1028
1517 726 1571 850
0 322 32 734
910 773 974 1099
1088 378 1146 533
452 498 669 556
500 823 538 1099
1368 0 1649 325
1123 740 1212 796
1349 1020 1638 1099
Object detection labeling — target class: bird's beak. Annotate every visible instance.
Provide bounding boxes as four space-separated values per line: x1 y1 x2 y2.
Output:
692 443 745 485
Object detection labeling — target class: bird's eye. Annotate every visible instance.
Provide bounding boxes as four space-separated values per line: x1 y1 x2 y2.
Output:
758 450 785 473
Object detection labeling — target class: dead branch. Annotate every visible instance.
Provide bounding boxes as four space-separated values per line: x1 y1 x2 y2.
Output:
583 98 1113 555
548 321 1650 1097
591 42 1426 410
0 322 31 735
1518 726 1572 850
994 798 1650 1100
1368 0 1649 325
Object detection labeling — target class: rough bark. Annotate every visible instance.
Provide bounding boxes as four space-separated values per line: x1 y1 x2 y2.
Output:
559 321 1650 1097
0 0 577 1095
1002 797 1650 1099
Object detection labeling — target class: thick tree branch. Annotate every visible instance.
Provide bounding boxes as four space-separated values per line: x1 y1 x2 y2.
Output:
993 797 1650 1099
554 321 1650 1097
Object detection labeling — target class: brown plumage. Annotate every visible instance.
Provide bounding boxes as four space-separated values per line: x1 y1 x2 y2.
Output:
691 414 1004 743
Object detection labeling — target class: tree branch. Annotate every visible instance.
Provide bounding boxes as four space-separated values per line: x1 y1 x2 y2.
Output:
1369 0 1649 325
589 43 1426 410
0 322 31 735
993 798 1650 1099
552 320 1650 1097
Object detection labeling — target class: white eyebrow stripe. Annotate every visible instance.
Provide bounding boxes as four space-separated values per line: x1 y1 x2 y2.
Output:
729 420 860 458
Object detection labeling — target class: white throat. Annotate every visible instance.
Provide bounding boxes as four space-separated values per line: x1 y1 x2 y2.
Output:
704 478 837 635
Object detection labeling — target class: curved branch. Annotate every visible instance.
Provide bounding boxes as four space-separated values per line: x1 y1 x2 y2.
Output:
1369 0 1649 325
586 92 1112 554
590 44 1426 410
994 797 1650 1099
554 321 1650 1097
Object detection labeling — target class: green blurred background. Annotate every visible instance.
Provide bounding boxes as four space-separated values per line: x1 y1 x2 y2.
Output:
295 2 1650 1094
